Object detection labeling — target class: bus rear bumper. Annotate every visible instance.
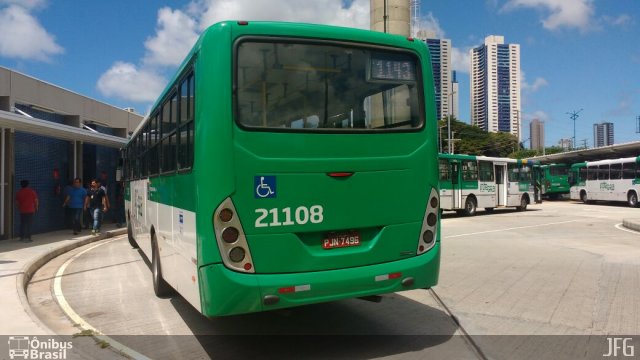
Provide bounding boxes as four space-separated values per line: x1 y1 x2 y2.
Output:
199 243 440 317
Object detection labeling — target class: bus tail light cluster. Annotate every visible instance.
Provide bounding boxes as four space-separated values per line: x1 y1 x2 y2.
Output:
213 198 255 273
417 188 439 255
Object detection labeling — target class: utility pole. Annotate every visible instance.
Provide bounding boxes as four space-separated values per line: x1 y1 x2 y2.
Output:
580 139 588 149
446 131 461 154
566 109 583 150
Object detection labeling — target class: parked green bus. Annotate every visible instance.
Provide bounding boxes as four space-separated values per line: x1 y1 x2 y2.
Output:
439 153 536 215
123 21 441 317
539 163 570 199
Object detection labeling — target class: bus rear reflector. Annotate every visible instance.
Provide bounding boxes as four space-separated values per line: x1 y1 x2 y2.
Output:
375 272 402 281
327 172 354 178
278 284 311 294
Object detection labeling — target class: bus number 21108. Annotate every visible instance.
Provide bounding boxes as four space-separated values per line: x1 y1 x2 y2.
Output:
255 205 324 228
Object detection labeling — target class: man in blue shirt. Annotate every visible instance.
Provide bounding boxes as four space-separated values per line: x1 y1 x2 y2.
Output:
63 178 87 235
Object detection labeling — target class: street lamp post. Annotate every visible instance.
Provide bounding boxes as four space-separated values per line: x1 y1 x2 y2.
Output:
448 91 456 153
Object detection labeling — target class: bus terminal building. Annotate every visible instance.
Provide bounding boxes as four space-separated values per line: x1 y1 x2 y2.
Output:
0 66 143 240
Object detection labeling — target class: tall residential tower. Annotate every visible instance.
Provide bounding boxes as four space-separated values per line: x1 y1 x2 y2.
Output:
420 32 452 121
593 122 614 147
470 35 521 139
530 119 544 151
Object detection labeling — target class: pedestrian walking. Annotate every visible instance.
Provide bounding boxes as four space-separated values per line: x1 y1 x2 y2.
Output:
15 179 39 242
63 178 88 235
85 179 108 235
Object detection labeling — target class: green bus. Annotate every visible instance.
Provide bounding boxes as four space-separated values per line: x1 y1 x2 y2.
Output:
539 163 570 199
439 153 536 215
123 21 441 317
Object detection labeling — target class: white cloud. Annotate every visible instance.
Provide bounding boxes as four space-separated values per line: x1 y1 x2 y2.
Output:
0 4 63 61
451 46 471 74
195 0 369 30
0 0 46 10
415 12 446 39
501 0 595 32
143 7 200 67
602 14 632 27
525 110 550 122
97 62 166 103
98 0 371 104
521 71 548 92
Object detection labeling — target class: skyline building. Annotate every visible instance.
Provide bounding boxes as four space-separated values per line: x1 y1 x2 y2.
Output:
470 35 521 140
558 138 573 151
418 31 452 121
593 122 614 147
530 118 544 151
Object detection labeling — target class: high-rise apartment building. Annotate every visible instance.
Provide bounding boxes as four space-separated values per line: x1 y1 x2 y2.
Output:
558 138 573 151
530 119 544 151
470 35 521 140
419 31 452 121
593 122 614 147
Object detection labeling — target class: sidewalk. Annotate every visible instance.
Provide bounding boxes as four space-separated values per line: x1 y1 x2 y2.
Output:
0 224 126 335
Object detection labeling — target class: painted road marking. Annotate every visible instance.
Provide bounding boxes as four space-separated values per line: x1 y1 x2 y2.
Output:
53 237 151 360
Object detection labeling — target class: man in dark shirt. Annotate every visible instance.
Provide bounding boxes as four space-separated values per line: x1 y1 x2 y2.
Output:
84 179 108 235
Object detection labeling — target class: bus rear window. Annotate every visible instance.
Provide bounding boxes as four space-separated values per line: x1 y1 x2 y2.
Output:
235 40 423 131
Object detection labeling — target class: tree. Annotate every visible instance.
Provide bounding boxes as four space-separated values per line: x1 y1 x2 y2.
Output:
438 118 519 158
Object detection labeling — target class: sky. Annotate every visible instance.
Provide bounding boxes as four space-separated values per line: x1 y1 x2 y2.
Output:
0 0 638 148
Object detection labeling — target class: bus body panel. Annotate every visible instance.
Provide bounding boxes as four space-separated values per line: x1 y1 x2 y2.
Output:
199 242 440 317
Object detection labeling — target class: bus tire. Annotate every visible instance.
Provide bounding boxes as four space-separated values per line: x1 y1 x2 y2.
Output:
628 191 639 208
580 191 589 204
152 234 174 297
463 197 477 216
517 195 528 211
127 212 139 249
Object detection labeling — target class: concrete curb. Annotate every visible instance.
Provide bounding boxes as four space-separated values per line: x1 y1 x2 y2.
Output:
622 219 640 233
15 228 128 334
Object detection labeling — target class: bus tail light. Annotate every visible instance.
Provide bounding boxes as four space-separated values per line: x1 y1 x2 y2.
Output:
417 188 439 255
213 198 255 273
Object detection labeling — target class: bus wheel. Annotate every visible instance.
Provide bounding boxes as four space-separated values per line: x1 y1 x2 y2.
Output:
580 191 589 204
628 191 639 207
127 214 138 249
152 235 174 297
517 196 528 211
464 197 477 216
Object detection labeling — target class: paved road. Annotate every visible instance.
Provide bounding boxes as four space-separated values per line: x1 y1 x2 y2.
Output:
27 200 640 359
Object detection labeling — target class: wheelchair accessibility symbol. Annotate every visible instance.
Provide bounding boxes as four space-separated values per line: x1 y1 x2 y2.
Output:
255 176 276 198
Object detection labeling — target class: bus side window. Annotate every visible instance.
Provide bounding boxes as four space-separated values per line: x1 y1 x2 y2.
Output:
623 162 636 179
439 160 450 181
598 165 609 180
610 163 622 180
478 161 494 182
587 166 597 181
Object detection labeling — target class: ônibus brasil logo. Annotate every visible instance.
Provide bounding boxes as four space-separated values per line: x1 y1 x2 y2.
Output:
7 336 72 360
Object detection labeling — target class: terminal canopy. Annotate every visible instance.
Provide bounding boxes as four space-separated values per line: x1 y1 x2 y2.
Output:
0 110 127 149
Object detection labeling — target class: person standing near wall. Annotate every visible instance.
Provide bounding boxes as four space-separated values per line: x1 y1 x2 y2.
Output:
85 179 108 235
15 179 39 242
63 178 87 235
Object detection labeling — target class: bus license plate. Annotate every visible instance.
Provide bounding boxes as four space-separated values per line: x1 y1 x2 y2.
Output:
322 231 361 249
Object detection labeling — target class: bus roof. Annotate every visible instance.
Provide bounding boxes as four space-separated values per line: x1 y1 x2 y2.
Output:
583 156 640 166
